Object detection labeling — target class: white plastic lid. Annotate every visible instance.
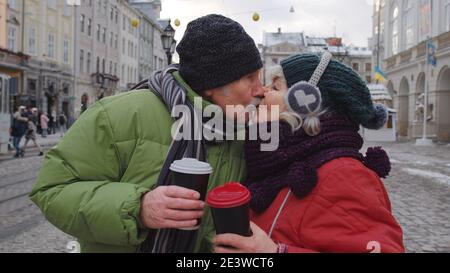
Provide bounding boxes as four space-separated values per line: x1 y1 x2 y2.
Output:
170 158 213 175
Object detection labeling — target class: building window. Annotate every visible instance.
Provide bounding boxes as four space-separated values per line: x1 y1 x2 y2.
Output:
102 28 106 43
80 50 84 73
27 79 37 96
96 57 100 73
122 38 125 54
391 5 399 55
352 63 359 72
48 33 55 58
365 63 372 72
97 24 101 41
130 68 133 83
7 0 17 10
366 76 372 83
87 19 92 36
404 0 414 49
87 52 91 74
419 0 431 39
63 39 69 64
7 27 15 51
28 27 36 54
63 0 71 16
102 59 105 74
47 0 56 9
80 14 85 33
110 32 113 47
446 0 450 32
109 61 113 74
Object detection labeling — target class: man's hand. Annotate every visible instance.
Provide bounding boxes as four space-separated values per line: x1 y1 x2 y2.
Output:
213 222 278 253
140 186 205 229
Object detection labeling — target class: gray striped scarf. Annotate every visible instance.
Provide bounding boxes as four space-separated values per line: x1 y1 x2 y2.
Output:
131 65 219 253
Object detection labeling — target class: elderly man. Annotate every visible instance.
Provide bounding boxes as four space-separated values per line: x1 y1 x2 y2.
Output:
30 14 264 253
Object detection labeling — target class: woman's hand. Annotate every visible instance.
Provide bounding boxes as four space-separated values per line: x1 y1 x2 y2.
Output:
213 222 278 253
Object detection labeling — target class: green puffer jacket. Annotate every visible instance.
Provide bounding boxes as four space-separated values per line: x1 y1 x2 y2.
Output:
29 72 247 253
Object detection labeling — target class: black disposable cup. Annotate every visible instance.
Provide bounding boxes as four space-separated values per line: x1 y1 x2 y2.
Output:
207 183 252 237
170 158 213 230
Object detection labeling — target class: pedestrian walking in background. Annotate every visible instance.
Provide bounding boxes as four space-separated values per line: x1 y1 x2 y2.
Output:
11 106 28 158
22 107 44 157
59 113 67 137
51 110 57 135
36 110 42 135
40 112 49 138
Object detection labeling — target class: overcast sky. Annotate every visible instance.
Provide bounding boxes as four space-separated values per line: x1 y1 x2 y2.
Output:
160 0 374 49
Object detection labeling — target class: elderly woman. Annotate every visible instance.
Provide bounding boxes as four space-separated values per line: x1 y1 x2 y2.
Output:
213 53 404 253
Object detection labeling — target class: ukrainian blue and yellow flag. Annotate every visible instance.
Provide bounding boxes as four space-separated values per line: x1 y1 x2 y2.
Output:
374 66 387 82
427 39 437 67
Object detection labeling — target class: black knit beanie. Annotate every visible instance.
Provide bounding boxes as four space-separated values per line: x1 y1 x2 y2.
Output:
177 14 263 92
280 53 388 130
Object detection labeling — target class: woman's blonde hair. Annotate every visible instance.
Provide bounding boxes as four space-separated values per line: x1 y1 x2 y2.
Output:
268 65 324 136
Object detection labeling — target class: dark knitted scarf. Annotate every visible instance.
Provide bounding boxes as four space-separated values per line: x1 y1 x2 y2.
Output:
243 112 391 213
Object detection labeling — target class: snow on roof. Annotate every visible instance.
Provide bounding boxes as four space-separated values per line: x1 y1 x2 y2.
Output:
263 32 306 47
367 84 393 101
305 37 327 46
347 46 372 56
262 32 372 57
306 45 348 54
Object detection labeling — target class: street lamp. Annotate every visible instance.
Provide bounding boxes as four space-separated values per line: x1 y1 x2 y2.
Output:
416 0 434 146
161 20 176 65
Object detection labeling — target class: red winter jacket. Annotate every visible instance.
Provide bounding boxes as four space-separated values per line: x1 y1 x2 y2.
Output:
250 157 405 253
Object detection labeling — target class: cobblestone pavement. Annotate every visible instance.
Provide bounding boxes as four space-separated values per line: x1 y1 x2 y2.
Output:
0 138 449 253
0 135 75 253
364 141 450 253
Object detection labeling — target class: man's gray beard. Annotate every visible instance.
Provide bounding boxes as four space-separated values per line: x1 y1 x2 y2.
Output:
218 97 263 133
238 97 262 126
249 97 262 108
